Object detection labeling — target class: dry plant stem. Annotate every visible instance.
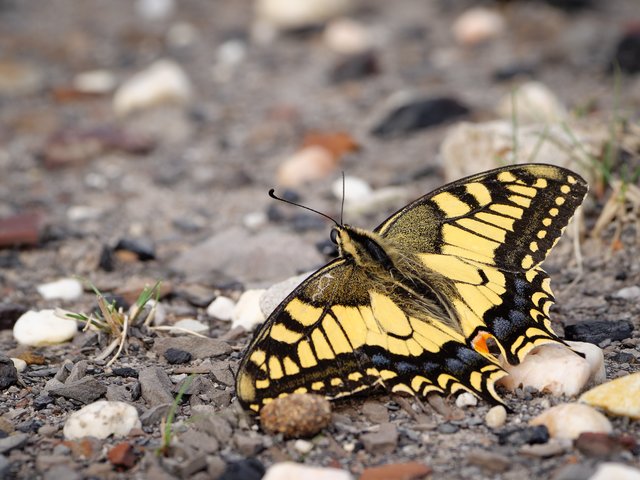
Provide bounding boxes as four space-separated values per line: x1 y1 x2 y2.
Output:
150 326 208 338
106 313 129 367
95 338 120 362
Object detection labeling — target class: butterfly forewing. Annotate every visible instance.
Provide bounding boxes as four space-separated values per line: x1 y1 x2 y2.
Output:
236 164 588 411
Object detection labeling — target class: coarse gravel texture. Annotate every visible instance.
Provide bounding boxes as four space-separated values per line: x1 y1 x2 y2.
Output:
1 1 640 479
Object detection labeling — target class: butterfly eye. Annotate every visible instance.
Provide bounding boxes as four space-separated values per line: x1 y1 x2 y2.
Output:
330 228 339 245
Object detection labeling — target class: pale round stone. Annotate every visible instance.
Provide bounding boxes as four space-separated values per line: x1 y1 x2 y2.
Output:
277 146 337 187
485 405 507 429
455 392 478 409
452 7 505 46
232 289 266 331
73 70 117 94
323 18 373 55
262 461 353 480
37 278 83 300
63 401 141 440
498 343 591 397
173 318 209 334
13 310 77 346
207 296 236 321
113 59 192 116
331 175 372 204
496 81 566 125
11 358 27 373
590 463 640 480
530 403 612 440
255 0 353 30
566 340 606 386
580 371 640 419
294 439 314 454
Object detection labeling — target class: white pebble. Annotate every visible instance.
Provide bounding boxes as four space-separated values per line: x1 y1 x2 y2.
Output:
37 278 83 301
496 81 566 125
243 211 268 231
485 405 507 428
530 403 612 440
589 463 640 480
331 175 372 204
11 358 27 373
612 285 640 300
323 18 373 55
73 70 117 94
566 340 606 386
277 146 337 187
455 392 478 408
263 461 353 480
64 401 141 440
66 205 103 222
452 7 505 46
232 289 266 331
207 296 236 321
173 318 209 334
255 0 353 30
294 439 314 454
136 0 175 21
13 310 77 346
498 343 591 397
113 59 192 116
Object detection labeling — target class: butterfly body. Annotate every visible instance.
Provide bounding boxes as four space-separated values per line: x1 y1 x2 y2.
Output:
236 164 588 412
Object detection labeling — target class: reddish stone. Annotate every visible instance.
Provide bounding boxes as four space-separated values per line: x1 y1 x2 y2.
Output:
301 131 359 160
360 462 432 480
108 441 138 469
0 212 42 248
575 432 638 457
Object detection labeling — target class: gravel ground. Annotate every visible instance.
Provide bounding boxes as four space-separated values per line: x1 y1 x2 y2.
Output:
1 1 639 479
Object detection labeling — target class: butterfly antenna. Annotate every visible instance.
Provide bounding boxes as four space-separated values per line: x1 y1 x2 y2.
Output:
268 189 340 226
340 171 345 225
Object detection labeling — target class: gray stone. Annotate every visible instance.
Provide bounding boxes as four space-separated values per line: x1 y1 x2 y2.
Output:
0 454 9 478
466 449 510 473
179 429 219 454
192 413 232 444
0 433 28 454
360 423 398 455
106 382 141 402
66 360 88 383
181 375 216 396
36 455 68 472
361 402 389 424
179 453 208 478
139 367 175 406
140 403 172 426
207 455 226 479
233 433 263 456
43 464 81 480
169 227 323 284
153 337 232 359
552 463 595 480
48 376 107 404
209 364 235 386
0 354 18 389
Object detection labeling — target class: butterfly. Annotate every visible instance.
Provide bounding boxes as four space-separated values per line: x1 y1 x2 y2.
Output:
236 164 588 412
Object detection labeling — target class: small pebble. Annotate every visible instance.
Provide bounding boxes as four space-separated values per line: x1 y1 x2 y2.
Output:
11 358 26 373
530 403 612 440
73 70 117 94
0 355 18 389
277 146 338 188
243 211 268 231
207 296 236 321
37 278 83 301
455 392 478 409
580 371 640 419
360 423 398 454
172 318 209 334
609 30 640 74
485 405 507 428
294 439 314 454
163 348 192 365
232 289 266 331
497 426 549 446
136 0 175 21
611 285 640 300
498 343 591 396
13 310 78 346
495 81 566 124
452 7 505 46
113 59 192 116
263 462 353 480
575 432 638 458
360 462 432 480
331 176 372 204
255 0 353 30
63 401 141 440
323 18 373 55
260 393 332 438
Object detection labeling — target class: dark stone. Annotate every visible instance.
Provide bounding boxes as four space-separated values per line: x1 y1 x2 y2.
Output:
16 419 43 433
497 426 549 446
48 377 107 404
114 238 156 261
112 367 138 378
218 458 265 480
0 354 18 389
291 213 327 232
437 423 459 434
98 244 115 271
34 395 54 410
492 64 536 82
609 31 640 74
611 351 636 364
542 0 593 10
164 348 192 365
0 303 27 330
330 50 379 83
371 96 470 138
564 320 634 344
